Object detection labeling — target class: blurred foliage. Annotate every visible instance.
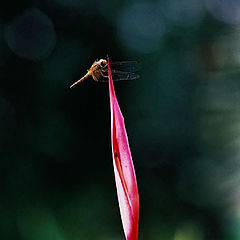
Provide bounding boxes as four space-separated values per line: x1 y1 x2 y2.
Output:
1 0 240 239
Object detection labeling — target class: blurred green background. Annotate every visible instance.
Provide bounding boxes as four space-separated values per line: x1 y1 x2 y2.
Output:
1 0 240 239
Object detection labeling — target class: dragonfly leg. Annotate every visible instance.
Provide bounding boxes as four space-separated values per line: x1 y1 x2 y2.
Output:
100 70 108 78
101 67 108 73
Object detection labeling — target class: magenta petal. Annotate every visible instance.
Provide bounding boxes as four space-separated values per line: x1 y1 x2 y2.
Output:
108 59 139 240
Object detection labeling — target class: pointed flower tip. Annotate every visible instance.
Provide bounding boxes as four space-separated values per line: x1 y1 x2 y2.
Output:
108 58 139 240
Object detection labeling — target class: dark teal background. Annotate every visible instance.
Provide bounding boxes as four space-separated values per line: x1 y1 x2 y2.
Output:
1 0 240 239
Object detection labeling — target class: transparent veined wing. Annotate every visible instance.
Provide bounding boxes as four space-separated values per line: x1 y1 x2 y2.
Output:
99 60 140 82
109 61 140 72
99 69 140 82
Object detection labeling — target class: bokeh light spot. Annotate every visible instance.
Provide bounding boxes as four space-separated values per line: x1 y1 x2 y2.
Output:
117 2 165 53
205 0 240 25
174 222 203 240
5 8 56 61
159 0 205 27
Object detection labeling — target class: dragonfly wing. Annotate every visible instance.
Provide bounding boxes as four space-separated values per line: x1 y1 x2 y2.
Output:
109 61 140 72
99 70 140 82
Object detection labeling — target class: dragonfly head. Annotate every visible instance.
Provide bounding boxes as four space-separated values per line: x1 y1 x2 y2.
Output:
99 59 107 68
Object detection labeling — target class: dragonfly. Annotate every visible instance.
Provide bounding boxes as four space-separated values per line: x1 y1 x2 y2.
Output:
70 58 140 88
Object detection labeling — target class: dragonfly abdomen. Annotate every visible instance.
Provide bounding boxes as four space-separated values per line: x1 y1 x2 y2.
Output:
69 71 91 88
